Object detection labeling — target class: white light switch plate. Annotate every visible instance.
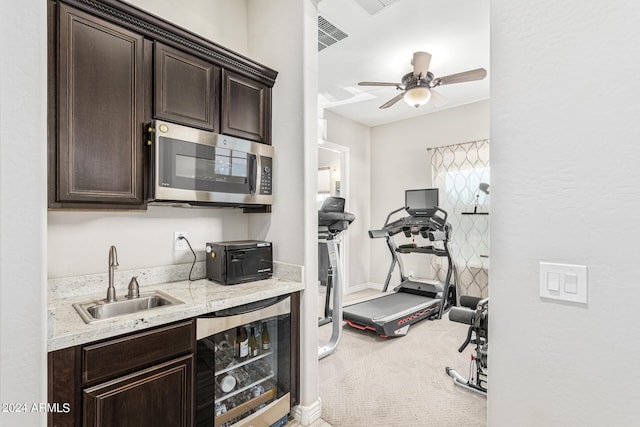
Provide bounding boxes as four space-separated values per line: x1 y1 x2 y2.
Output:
539 262 588 305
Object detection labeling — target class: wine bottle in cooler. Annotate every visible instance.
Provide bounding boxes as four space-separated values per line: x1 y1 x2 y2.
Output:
261 322 270 350
248 326 259 357
236 326 249 360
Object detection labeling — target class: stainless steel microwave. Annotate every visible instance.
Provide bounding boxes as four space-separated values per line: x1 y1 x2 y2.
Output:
148 120 273 206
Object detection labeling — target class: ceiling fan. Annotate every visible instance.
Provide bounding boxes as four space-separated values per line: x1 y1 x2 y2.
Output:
358 52 487 109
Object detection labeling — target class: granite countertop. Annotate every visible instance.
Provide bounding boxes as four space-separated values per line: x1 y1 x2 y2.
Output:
48 262 304 352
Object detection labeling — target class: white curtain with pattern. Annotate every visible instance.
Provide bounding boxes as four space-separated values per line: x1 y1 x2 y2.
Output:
430 140 490 298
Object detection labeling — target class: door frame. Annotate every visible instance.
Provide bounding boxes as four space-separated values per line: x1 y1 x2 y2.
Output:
317 140 350 293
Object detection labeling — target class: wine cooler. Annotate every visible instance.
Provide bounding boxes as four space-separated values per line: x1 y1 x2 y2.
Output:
195 296 292 427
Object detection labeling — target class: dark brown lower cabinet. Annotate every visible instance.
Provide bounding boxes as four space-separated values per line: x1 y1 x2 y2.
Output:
83 355 192 427
48 321 194 427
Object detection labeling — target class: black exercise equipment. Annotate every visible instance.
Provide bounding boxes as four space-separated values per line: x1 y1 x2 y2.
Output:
342 189 458 337
445 296 488 396
317 197 355 359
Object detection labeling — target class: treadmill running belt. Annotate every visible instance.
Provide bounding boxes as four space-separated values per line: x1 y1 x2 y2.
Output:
343 292 439 326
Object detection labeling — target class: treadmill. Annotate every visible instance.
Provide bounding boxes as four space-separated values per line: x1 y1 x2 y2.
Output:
343 188 457 337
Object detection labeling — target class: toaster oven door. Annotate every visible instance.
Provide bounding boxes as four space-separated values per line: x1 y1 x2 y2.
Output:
226 247 273 285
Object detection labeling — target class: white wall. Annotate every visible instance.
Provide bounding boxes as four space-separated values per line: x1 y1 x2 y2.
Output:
0 1 48 425
123 0 248 55
48 207 248 277
369 100 490 287
247 0 320 422
323 109 372 290
490 1 640 426
246 0 307 267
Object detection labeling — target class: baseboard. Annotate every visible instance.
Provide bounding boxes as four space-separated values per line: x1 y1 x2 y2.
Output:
344 282 369 294
292 398 322 425
344 282 385 293
354 282 384 292
365 282 384 291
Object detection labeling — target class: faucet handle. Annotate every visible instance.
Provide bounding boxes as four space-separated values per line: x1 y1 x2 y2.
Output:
109 245 119 267
127 276 140 299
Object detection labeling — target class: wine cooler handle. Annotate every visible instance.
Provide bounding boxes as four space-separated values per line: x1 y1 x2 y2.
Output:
205 295 287 317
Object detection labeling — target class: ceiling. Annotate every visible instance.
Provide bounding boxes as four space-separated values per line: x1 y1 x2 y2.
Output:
317 0 490 127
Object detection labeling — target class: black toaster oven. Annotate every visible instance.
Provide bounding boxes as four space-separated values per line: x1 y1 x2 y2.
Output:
206 240 273 285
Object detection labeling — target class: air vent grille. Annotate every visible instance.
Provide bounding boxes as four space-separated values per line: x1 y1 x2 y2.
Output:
318 15 348 52
353 0 399 15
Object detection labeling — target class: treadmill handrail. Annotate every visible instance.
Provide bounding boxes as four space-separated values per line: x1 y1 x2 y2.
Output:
429 206 448 230
368 229 389 239
384 206 407 227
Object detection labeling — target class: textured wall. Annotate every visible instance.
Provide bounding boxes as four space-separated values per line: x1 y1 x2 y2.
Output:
0 1 48 425
48 207 249 278
247 0 320 418
490 1 640 425
124 0 249 55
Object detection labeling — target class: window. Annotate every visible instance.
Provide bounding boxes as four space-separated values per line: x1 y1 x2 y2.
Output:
431 140 490 298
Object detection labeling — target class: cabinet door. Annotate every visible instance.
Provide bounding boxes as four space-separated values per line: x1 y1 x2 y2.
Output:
55 3 146 206
83 355 192 427
154 42 220 131
221 70 271 144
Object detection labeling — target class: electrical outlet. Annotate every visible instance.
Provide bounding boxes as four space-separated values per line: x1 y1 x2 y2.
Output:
174 231 188 251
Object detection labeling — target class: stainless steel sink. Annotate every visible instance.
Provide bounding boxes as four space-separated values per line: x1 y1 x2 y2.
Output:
73 291 183 324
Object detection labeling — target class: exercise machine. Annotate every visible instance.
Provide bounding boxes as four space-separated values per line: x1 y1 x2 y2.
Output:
445 296 488 396
342 188 458 337
317 197 355 359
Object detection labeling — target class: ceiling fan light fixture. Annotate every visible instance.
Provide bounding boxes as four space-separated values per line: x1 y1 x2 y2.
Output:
403 86 431 108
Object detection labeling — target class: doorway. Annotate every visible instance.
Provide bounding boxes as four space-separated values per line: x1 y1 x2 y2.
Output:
317 140 350 301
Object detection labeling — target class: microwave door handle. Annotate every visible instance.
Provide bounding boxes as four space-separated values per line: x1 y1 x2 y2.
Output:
249 154 257 194
146 123 155 198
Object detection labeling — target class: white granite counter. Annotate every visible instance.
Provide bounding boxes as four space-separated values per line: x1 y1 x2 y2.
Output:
48 262 304 352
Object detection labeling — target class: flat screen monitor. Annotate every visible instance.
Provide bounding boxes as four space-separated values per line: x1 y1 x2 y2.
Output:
405 188 439 217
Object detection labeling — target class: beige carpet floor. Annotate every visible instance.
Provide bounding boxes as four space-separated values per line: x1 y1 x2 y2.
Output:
318 288 487 427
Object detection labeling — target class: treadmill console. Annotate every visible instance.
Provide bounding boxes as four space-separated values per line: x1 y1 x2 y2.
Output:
405 188 439 217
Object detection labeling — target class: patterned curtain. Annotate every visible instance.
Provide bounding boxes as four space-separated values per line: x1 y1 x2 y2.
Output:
430 140 490 298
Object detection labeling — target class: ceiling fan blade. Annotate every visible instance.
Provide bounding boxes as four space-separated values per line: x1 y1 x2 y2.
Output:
358 81 400 87
429 88 448 107
434 68 487 86
412 51 432 78
379 92 405 109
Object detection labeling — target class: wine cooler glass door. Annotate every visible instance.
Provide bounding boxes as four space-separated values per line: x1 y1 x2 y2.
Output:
196 297 291 427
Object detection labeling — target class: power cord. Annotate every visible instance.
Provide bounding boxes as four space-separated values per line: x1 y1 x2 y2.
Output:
178 235 198 281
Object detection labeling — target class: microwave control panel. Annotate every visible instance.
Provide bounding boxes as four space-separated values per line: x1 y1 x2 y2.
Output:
260 156 272 195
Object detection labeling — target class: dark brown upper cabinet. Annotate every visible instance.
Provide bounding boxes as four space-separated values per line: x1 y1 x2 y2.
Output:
48 0 277 210
154 42 220 131
49 3 148 208
221 69 272 145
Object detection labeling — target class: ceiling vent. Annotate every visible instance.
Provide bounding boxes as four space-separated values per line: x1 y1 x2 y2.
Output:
353 0 400 15
318 15 349 52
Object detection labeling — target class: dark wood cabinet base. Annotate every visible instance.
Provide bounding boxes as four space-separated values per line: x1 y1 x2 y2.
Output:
48 321 194 427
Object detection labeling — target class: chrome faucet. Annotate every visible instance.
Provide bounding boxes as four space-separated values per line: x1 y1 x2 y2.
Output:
106 245 119 302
